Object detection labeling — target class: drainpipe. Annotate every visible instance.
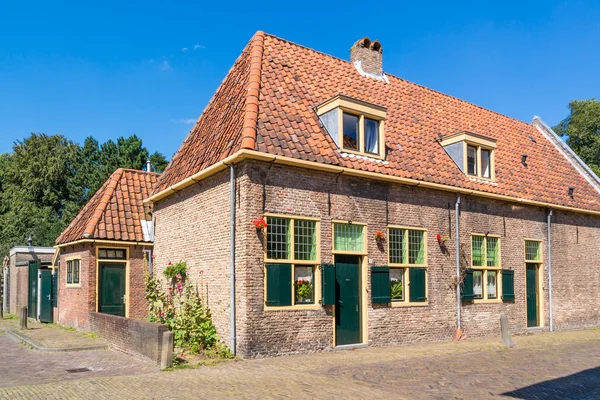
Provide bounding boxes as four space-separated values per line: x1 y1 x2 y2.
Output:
229 164 236 355
547 209 553 332
456 193 461 330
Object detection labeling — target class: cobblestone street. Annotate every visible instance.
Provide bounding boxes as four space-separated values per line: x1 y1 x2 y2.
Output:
0 329 599 399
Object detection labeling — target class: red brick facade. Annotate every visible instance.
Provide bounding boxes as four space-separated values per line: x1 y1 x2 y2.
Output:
153 160 600 358
57 243 150 330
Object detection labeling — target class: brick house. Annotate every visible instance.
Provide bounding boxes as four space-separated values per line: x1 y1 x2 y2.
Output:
147 32 600 358
55 168 159 330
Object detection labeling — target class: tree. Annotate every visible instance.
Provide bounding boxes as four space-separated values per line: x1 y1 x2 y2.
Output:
553 99 600 176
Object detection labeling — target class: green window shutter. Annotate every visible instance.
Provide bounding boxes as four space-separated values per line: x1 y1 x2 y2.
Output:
409 267 427 302
321 264 335 306
501 269 515 300
265 263 292 306
371 266 391 304
51 273 58 308
462 268 474 301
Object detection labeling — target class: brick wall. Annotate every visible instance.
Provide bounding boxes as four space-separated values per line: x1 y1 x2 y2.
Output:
89 311 168 364
152 159 600 358
58 243 150 330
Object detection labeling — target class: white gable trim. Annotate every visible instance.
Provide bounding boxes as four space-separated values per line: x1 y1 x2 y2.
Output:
533 116 600 195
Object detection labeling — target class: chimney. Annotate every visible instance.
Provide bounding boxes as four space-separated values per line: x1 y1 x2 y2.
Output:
146 159 152 172
350 37 383 77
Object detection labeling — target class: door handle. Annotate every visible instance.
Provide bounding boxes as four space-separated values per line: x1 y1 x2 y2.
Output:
47 294 51 300
338 300 343 306
356 303 359 312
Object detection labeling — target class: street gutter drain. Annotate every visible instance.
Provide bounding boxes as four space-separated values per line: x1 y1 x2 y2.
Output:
65 368 90 373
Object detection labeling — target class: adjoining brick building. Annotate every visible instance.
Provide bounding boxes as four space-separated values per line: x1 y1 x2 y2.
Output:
55 168 159 330
147 32 600 358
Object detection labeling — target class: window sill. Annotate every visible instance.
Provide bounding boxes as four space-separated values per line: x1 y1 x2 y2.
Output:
65 284 82 288
264 305 322 311
390 302 429 307
472 299 502 304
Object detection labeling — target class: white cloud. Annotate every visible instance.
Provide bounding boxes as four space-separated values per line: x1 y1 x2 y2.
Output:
193 44 205 51
160 58 172 71
182 47 188 52
172 118 196 125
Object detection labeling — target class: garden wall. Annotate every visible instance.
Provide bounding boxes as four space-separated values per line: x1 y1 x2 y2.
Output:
89 311 170 365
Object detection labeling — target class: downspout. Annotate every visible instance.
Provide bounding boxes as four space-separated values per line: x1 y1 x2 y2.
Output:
456 193 461 330
229 164 236 355
547 209 553 332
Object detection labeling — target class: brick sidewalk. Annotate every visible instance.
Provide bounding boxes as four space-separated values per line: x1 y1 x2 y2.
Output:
0 329 598 399
0 317 107 350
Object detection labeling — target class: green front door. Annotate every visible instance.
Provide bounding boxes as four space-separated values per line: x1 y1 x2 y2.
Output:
99 263 126 317
28 260 39 318
38 270 53 323
335 255 361 346
526 263 538 327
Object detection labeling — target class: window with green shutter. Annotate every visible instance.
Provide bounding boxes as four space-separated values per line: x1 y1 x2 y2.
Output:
501 269 515 301
264 215 321 308
409 267 427 302
388 227 428 304
265 263 292 306
470 235 502 301
321 264 335 306
371 266 391 304
333 223 365 252
462 268 474 301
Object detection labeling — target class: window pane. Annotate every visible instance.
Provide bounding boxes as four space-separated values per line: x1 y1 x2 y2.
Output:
67 261 72 284
488 271 497 299
334 223 364 252
486 237 499 267
467 145 477 175
473 270 483 299
481 149 491 178
408 230 425 264
266 217 291 259
389 228 405 264
74 260 80 284
472 236 484 266
365 118 379 155
390 268 404 301
98 249 107 258
294 220 317 261
294 266 314 304
107 250 116 258
525 240 541 261
342 113 359 151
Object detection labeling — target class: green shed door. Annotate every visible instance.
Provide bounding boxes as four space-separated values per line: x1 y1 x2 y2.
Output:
28 260 39 318
99 263 126 317
335 255 361 346
38 270 53 323
526 263 538 327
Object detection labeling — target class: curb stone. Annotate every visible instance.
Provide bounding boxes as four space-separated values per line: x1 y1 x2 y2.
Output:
6 330 108 352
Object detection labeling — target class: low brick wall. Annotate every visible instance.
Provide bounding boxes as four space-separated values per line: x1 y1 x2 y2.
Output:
89 312 168 365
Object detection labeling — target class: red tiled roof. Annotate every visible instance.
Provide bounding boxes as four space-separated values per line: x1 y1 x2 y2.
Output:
154 32 600 212
56 168 160 244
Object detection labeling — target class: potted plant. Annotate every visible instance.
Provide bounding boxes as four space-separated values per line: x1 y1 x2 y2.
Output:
390 279 403 300
295 279 313 303
375 231 386 241
252 217 267 230
436 233 449 245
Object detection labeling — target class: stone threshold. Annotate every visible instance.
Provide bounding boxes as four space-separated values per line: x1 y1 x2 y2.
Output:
334 343 368 351
6 330 108 352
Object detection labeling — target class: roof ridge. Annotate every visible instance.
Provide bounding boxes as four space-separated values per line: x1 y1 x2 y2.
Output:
262 32 535 131
240 31 265 150
82 168 124 239
121 168 162 175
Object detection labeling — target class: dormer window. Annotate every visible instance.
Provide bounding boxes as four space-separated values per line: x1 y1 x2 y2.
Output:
440 131 497 181
316 95 386 160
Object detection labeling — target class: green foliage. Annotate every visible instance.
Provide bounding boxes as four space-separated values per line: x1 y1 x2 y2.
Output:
145 263 230 357
554 99 600 176
163 261 188 280
0 132 168 255
390 280 403 300
294 280 312 300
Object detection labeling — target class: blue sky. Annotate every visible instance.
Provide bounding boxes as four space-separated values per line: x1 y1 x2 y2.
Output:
1 1 599 159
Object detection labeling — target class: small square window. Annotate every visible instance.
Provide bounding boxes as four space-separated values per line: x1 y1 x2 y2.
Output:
342 113 359 151
364 118 379 155
467 145 477 176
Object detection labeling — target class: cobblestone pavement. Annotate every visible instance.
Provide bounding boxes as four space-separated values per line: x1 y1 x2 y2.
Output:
0 329 599 399
0 333 157 389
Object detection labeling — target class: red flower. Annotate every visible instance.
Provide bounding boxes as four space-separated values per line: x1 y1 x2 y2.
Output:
436 234 442 241
168 261 172 265
252 217 268 229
